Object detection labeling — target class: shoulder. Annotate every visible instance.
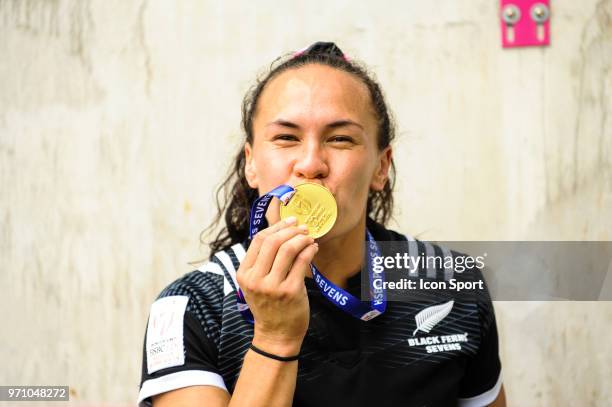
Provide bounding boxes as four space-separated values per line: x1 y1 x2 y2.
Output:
150 242 248 341
158 242 247 301
369 218 497 328
366 217 408 242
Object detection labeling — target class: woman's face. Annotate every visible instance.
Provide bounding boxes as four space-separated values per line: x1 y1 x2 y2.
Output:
245 64 392 241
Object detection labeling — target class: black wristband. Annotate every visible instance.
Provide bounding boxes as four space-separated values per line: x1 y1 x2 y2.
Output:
249 343 300 362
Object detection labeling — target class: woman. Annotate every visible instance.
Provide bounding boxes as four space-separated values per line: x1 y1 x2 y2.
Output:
138 42 505 406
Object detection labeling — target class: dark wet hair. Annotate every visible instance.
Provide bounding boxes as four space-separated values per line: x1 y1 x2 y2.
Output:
203 42 396 256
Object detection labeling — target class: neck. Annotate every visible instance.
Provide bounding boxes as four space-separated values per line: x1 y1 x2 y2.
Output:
309 216 367 289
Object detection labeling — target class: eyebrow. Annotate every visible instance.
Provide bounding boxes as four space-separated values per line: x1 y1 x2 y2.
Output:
267 119 364 130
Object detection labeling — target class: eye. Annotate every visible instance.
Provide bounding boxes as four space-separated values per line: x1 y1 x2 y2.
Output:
273 134 299 142
329 135 354 144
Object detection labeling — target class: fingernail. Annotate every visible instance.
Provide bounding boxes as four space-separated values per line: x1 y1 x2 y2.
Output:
298 224 309 232
284 216 297 225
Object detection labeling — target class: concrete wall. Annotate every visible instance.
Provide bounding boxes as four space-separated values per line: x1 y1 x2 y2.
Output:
1 0 610 405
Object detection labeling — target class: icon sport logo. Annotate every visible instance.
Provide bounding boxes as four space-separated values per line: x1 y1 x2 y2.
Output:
412 300 454 336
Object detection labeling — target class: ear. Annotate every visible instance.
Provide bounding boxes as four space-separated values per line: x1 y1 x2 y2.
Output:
370 146 392 191
244 142 259 189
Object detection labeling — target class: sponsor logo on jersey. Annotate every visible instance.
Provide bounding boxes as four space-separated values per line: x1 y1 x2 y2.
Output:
146 296 189 374
407 332 469 353
413 300 454 335
407 301 469 354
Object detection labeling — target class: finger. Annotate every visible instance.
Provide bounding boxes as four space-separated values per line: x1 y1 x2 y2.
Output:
241 216 297 269
284 243 319 290
265 234 315 284
250 224 309 279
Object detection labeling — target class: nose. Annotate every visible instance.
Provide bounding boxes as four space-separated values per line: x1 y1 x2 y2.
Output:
293 139 329 181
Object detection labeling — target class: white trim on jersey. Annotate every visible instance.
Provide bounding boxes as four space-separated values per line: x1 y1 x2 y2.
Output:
214 251 239 290
137 370 228 406
197 261 225 276
197 261 235 296
440 244 454 281
403 233 420 276
403 233 416 242
231 242 247 262
457 371 502 407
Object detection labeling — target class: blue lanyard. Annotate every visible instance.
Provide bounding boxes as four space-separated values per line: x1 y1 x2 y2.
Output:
236 185 387 322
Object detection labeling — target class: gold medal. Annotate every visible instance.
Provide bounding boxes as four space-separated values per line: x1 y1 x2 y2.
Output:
279 183 337 238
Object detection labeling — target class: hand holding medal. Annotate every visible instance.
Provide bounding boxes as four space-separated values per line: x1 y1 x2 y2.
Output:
235 214 316 357
235 183 336 357
239 183 386 328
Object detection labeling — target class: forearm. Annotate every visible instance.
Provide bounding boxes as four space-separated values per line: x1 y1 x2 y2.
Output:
228 219 313 406
228 340 300 407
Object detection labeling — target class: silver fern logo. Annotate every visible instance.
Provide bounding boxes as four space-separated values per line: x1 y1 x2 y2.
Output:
412 300 454 336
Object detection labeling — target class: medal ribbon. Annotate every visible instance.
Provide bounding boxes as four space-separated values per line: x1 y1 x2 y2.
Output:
236 185 387 323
